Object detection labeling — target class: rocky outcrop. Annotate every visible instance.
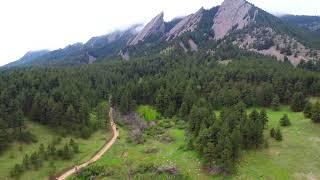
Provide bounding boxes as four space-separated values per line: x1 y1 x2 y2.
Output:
166 8 204 41
231 27 320 65
119 50 130 61
128 12 165 46
212 0 254 40
188 39 198 52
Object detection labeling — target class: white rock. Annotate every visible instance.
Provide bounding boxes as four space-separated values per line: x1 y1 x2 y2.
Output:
128 12 165 46
166 8 204 41
212 0 253 40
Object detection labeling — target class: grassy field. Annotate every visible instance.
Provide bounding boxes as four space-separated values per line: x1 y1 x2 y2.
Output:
137 105 161 122
86 127 210 179
0 121 111 179
234 106 320 180
71 105 320 180
308 96 320 104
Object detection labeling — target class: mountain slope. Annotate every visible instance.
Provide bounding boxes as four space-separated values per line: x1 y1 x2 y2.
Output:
4 0 320 68
4 25 139 67
280 15 320 33
4 50 49 68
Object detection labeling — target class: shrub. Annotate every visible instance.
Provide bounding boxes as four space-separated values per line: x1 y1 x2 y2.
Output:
275 128 283 141
280 114 291 126
158 119 174 129
144 146 159 154
10 164 23 177
17 131 38 143
270 128 276 138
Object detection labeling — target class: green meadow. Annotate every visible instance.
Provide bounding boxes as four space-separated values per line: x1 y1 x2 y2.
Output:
71 105 320 179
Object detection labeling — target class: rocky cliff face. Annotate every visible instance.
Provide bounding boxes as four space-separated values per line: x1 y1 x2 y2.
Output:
166 8 204 41
212 0 254 40
128 12 165 46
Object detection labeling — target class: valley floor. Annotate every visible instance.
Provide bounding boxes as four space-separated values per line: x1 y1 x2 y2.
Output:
70 106 320 180
0 121 111 179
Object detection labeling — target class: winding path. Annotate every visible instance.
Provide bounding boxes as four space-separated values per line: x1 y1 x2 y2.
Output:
56 107 118 180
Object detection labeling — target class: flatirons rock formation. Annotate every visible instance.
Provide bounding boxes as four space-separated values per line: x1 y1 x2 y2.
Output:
128 12 165 46
212 0 255 40
166 8 204 41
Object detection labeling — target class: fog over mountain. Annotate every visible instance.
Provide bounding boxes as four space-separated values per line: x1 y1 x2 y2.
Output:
0 0 319 66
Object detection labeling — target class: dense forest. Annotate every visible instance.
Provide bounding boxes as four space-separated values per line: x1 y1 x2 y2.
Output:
1 47 320 173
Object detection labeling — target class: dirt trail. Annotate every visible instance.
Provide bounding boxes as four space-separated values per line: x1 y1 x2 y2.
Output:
56 107 118 180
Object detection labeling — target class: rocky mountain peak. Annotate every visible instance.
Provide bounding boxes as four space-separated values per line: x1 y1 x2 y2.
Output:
212 0 254 40
128 12 165 46
166 8 205 41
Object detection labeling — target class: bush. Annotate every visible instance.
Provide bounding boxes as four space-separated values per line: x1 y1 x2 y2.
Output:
72 165 108 180
275 128 283 141
280 114 291 126
17 131 38 143
144 146 159 154
10 164 23 177
134 163 157 174
160 134 174 144
145 126 165 137
270 128 276 138
80 126 92 139
158 119 175 129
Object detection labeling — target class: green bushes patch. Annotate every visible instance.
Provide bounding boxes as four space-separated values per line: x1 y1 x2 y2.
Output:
137 105 161 122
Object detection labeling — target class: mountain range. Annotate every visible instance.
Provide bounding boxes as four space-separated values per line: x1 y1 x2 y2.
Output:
4 0 320 68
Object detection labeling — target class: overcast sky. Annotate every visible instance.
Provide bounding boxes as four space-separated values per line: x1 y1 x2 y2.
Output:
0 0 319 66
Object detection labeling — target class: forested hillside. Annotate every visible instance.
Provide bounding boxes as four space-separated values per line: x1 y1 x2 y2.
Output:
1 47 320 175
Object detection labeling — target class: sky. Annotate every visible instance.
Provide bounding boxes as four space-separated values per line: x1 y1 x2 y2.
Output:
0 0 319 66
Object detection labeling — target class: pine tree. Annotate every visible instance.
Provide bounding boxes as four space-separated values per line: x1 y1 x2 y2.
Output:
10 164 23 177
271 95 280 111
230 127 241 160
303 102 313 118
62 144 72 160
22 154 30 169
275 128 283 141
221 136 234 173
38 144 45 159
280 114 291 126
16 109 24 135
270 128 276 138
291 92 306 112
311 102 320 123
79 97 89 125
0 119 8 152
65 105 76 128
259 109 268 128
69 139 79 153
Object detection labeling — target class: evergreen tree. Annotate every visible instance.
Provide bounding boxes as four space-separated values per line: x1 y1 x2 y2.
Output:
291 92 306 112
259 109 268 128
311 102 320 123
275 128 283 141
10 164 23 177
22 154 30 169
230 126 241 160
38 144 45 159
65 105 76 128
96 102 108 129
0 119 8 152
303 102 313 118
270 128 276 138
280 114 291 126
271 95 280 111
221 136 234 173
69 139 79 153
62 144 72 160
